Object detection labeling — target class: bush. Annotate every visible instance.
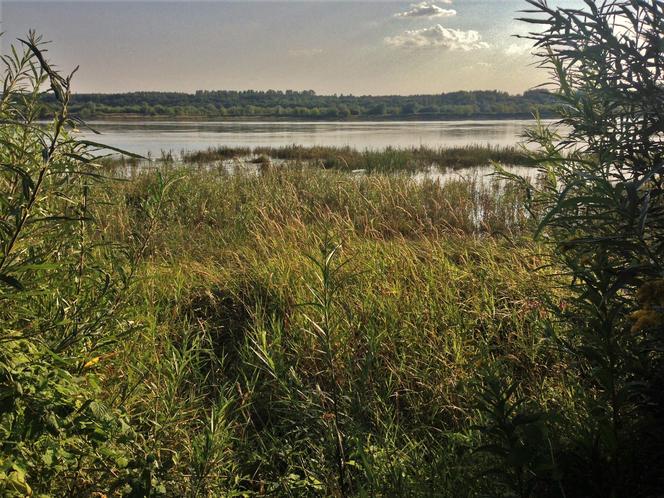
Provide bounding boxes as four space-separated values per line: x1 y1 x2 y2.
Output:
499 1 664 495
0 33 148 496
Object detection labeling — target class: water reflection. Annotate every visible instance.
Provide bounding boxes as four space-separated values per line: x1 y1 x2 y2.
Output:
80 119 557 156
413 164 539 184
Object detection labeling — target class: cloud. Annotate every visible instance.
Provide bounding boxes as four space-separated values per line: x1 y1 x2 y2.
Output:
385 25 489 51
394 2 456 19
504 43 531 56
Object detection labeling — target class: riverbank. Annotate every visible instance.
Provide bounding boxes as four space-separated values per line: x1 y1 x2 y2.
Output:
75 111 555 122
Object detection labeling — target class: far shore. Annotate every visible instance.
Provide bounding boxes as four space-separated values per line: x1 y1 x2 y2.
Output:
73 112 555 123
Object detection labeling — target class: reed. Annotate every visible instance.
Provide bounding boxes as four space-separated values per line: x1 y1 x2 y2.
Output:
182 144 534 172
85 162 563 496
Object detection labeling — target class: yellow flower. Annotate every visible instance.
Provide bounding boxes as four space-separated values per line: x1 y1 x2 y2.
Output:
83 356 101 369
630 280 664 333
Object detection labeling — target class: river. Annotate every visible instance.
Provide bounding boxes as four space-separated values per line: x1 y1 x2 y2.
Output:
79 119 553 157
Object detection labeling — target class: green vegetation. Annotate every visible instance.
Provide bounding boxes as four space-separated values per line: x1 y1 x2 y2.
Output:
2 0 664 496
45 89 558 121
496 0 664 494
182 144 534 172
87 163 545 497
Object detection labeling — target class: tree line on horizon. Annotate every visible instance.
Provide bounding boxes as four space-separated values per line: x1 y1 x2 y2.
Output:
43 88 559 119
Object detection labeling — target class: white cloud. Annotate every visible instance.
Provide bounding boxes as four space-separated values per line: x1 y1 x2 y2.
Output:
504 43 531 56
394 2 456 19
385 25 489 51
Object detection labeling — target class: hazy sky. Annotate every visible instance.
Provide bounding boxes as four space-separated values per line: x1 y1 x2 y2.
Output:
1 0 583 95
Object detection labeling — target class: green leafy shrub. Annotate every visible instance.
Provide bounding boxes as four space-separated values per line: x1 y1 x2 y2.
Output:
500 1 664 495
0 33 145 496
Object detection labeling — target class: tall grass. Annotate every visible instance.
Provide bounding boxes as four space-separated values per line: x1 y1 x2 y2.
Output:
98 164 531 265
104 222 559 496
82 162 569 496
182 144 534 172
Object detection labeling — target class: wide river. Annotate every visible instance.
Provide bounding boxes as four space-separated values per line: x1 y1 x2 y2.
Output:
80 119 550 157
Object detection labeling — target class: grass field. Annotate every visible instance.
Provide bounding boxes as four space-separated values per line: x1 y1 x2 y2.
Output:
77 163 575 496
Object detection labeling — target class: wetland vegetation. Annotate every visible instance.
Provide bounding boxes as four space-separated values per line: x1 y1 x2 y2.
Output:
180 144 534 172
1 1 663 496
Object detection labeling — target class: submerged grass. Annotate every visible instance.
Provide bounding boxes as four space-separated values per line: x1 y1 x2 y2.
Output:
182 144 534 172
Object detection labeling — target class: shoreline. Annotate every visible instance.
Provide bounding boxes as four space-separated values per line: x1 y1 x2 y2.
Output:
74 112 556 124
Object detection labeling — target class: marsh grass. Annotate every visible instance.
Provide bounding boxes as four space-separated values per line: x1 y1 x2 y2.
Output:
81 162 573 496
106 235 561 495
100 163 531 259
182 144 534 172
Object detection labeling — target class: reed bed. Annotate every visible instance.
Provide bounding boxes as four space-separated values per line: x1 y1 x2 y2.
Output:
86 164 572 496
101 164 531 257
182 144 534 172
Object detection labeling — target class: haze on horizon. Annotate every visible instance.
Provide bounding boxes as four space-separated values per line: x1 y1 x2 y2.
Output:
1 0 583 96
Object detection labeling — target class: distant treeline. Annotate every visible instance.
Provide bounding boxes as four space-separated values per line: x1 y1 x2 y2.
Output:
44 89 559 120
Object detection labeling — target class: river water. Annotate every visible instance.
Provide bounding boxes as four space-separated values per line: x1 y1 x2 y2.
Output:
79 119 552 157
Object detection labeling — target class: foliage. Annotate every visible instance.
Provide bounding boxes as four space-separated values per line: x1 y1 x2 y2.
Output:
44 89 559 120
0 33 154 496
496 0 664 495
472 375 560 498
91 161 558 497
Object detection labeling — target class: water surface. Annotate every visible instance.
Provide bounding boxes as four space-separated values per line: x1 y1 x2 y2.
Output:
79 119 552 157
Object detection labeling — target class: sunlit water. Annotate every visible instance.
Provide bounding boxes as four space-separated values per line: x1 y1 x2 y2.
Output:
79 119 556 157
413 164 539 184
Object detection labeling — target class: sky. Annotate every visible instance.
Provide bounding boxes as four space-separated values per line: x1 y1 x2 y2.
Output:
0 0 583 95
